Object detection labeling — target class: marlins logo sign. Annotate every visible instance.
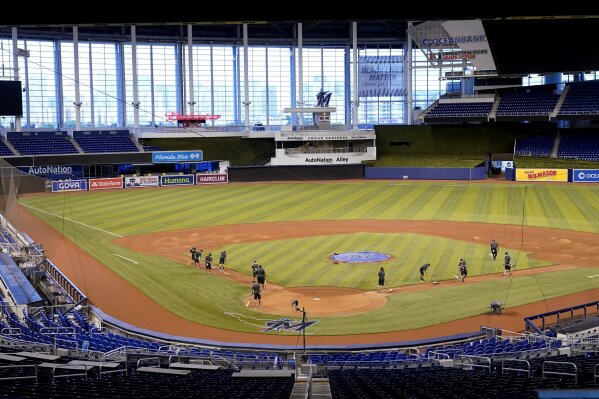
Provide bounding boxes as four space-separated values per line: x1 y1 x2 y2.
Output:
262 317 318 333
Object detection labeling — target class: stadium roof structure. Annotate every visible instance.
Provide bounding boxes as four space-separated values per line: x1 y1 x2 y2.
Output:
0 8 598 76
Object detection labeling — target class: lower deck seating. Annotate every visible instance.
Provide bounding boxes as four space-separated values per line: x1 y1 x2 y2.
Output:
0 367 294 398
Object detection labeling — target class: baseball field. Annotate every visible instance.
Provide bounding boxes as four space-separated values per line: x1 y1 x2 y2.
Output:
16 180 599 344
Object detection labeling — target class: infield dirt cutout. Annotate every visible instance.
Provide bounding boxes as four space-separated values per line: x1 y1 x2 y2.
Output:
18 205 599 345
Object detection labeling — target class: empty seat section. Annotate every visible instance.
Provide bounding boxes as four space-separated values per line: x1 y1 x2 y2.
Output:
496 93 559 116
73 130 139 153
557 130 599 161
427 101 493 117
559 80 599 115
8 131 78 155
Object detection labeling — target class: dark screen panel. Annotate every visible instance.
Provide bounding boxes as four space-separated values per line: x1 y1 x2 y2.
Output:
0 81 23 116
483 19 599 75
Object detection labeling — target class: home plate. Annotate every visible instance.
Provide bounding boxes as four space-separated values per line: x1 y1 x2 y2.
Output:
313 298 320 301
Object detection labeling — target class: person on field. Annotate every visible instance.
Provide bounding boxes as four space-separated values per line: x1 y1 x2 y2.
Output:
187 247 196 266
219 250 227 270
459 259 468 282
251 280 261 307
193 248 201 269
204 253 213 275
251 261 259 278
503 252 513 277
419 263 430 281
377 267 385 293
255 265 266 290
490 240 499 260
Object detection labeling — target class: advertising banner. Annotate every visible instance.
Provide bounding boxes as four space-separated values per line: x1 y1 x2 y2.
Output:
358 56 405 97
410 19 497 71
51 180 88 192
516 169 568 182
152 151 203 163
88 177 123 190
573 169 599 183
196 174 228 184
19 165 84 180
160 174 195 186
278 132 375 141
123 176 160 188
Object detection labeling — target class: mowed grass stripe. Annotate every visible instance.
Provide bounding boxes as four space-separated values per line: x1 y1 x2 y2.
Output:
348 185 404 219
297 232 368 287
202 184 317 226
378 185 437 220
307 185 380 221
552 186 598 232
259 184 353 222
130 186 275 231
532 187 573 230
321 188 394 220
116 185 277 233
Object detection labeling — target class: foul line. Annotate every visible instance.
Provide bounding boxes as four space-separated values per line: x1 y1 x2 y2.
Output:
224 312 270 328
113 254 138 264
21 203 123 238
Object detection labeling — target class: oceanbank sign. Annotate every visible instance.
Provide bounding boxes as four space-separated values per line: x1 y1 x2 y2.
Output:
573 169 599 182
422 34 486 47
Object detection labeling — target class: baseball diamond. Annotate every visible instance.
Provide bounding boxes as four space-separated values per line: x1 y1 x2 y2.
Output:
17 180 599 343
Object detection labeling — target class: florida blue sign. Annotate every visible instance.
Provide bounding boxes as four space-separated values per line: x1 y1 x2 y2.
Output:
152 151 203 163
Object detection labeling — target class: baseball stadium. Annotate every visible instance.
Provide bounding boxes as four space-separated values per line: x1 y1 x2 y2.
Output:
0 10 598 399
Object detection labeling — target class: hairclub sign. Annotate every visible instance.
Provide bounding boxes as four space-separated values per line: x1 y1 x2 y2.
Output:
195 174 228 184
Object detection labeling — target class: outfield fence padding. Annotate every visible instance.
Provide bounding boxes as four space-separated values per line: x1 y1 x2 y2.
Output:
228 165 364 182
365 166 486 180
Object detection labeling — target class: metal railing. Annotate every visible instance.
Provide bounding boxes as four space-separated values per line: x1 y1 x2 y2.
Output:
542 361 578 385
456 355 491 373
501 358 531 377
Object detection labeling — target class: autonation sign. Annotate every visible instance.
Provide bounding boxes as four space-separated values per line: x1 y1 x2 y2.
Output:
573 169 599 183
19 165 84 180
152 151 203 163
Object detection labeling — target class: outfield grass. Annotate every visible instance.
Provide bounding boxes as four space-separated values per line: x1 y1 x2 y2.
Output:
19 181 599 334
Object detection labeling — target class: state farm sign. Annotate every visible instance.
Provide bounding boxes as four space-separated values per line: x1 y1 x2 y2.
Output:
88 177 124 190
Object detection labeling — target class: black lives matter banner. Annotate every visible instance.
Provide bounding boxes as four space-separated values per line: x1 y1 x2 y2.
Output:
358 56 405 97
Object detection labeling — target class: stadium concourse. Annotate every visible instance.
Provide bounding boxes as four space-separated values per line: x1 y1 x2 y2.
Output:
15 198 599 346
